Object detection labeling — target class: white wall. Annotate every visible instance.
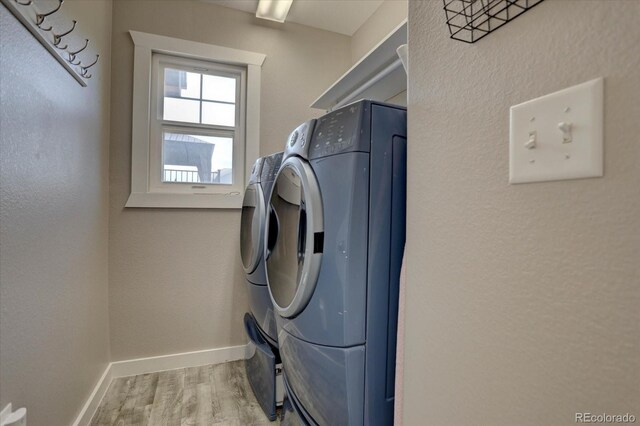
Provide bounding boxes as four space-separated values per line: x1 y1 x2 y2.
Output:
108 0 351 360
0 1 112 424
403 1 640 425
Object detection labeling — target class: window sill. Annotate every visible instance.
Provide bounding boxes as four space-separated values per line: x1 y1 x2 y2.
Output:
125 192 242 209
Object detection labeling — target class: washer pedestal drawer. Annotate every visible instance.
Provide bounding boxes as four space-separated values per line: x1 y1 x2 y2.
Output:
244 313 282 421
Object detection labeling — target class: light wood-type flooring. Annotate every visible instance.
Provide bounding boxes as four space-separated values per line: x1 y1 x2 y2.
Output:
90 360 278 426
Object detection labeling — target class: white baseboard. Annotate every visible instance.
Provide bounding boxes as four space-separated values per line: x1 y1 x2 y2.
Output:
110 344 249 378
72 364 112 426
73 344 249 426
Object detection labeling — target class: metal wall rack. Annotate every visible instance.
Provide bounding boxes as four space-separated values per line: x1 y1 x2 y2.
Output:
443 0 545 43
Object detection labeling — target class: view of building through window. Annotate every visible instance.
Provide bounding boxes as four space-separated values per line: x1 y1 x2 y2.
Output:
162 132 233 184
161 68 236 185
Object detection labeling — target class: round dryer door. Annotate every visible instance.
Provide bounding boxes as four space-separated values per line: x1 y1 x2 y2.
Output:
265 157 323 318
240 183 266 274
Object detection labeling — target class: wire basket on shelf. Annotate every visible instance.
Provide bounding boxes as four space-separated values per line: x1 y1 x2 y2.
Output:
443 0 545 43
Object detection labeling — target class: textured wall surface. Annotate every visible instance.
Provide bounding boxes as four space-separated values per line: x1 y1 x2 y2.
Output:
0 1 112 424
109 0 351 360
350 0 406 64
402 1 640 425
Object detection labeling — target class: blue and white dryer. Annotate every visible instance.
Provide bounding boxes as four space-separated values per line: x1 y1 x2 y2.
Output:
242 152 284 344
265 101 407 425
240 152 284 421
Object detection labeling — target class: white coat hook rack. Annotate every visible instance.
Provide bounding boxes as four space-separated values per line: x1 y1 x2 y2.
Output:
1 0 100 87
35 0 62 30
52 19 76 49
68 38 88 65
80 54 99 79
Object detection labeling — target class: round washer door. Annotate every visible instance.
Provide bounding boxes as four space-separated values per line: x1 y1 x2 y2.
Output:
265 157 323 318
240 183 266 274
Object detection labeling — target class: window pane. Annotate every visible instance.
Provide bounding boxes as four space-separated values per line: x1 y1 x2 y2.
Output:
202 74 236 103
202 101 235 126
164 68 200 99
163 98 200 123
162 132 234 185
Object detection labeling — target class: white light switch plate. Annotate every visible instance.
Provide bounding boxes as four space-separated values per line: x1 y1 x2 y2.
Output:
509 78 603 184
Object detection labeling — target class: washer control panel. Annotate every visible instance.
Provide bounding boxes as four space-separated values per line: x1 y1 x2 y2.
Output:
289 131 299 147
284 119 316 160
260 151 284 183
248 157 264 184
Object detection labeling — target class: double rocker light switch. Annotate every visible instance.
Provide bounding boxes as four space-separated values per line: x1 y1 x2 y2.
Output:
509 78 604 184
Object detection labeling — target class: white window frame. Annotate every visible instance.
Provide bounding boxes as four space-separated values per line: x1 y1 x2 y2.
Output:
150 55 245 194
126 31 266 209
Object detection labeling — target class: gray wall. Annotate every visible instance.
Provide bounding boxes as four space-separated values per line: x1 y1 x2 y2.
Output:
350 0 406 64
403 1 640 425
350 0 407 106
0 1 112 424
387 90 407 107
109 0 351 360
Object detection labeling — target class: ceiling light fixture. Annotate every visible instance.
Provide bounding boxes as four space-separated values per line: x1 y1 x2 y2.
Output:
256 0 293 23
